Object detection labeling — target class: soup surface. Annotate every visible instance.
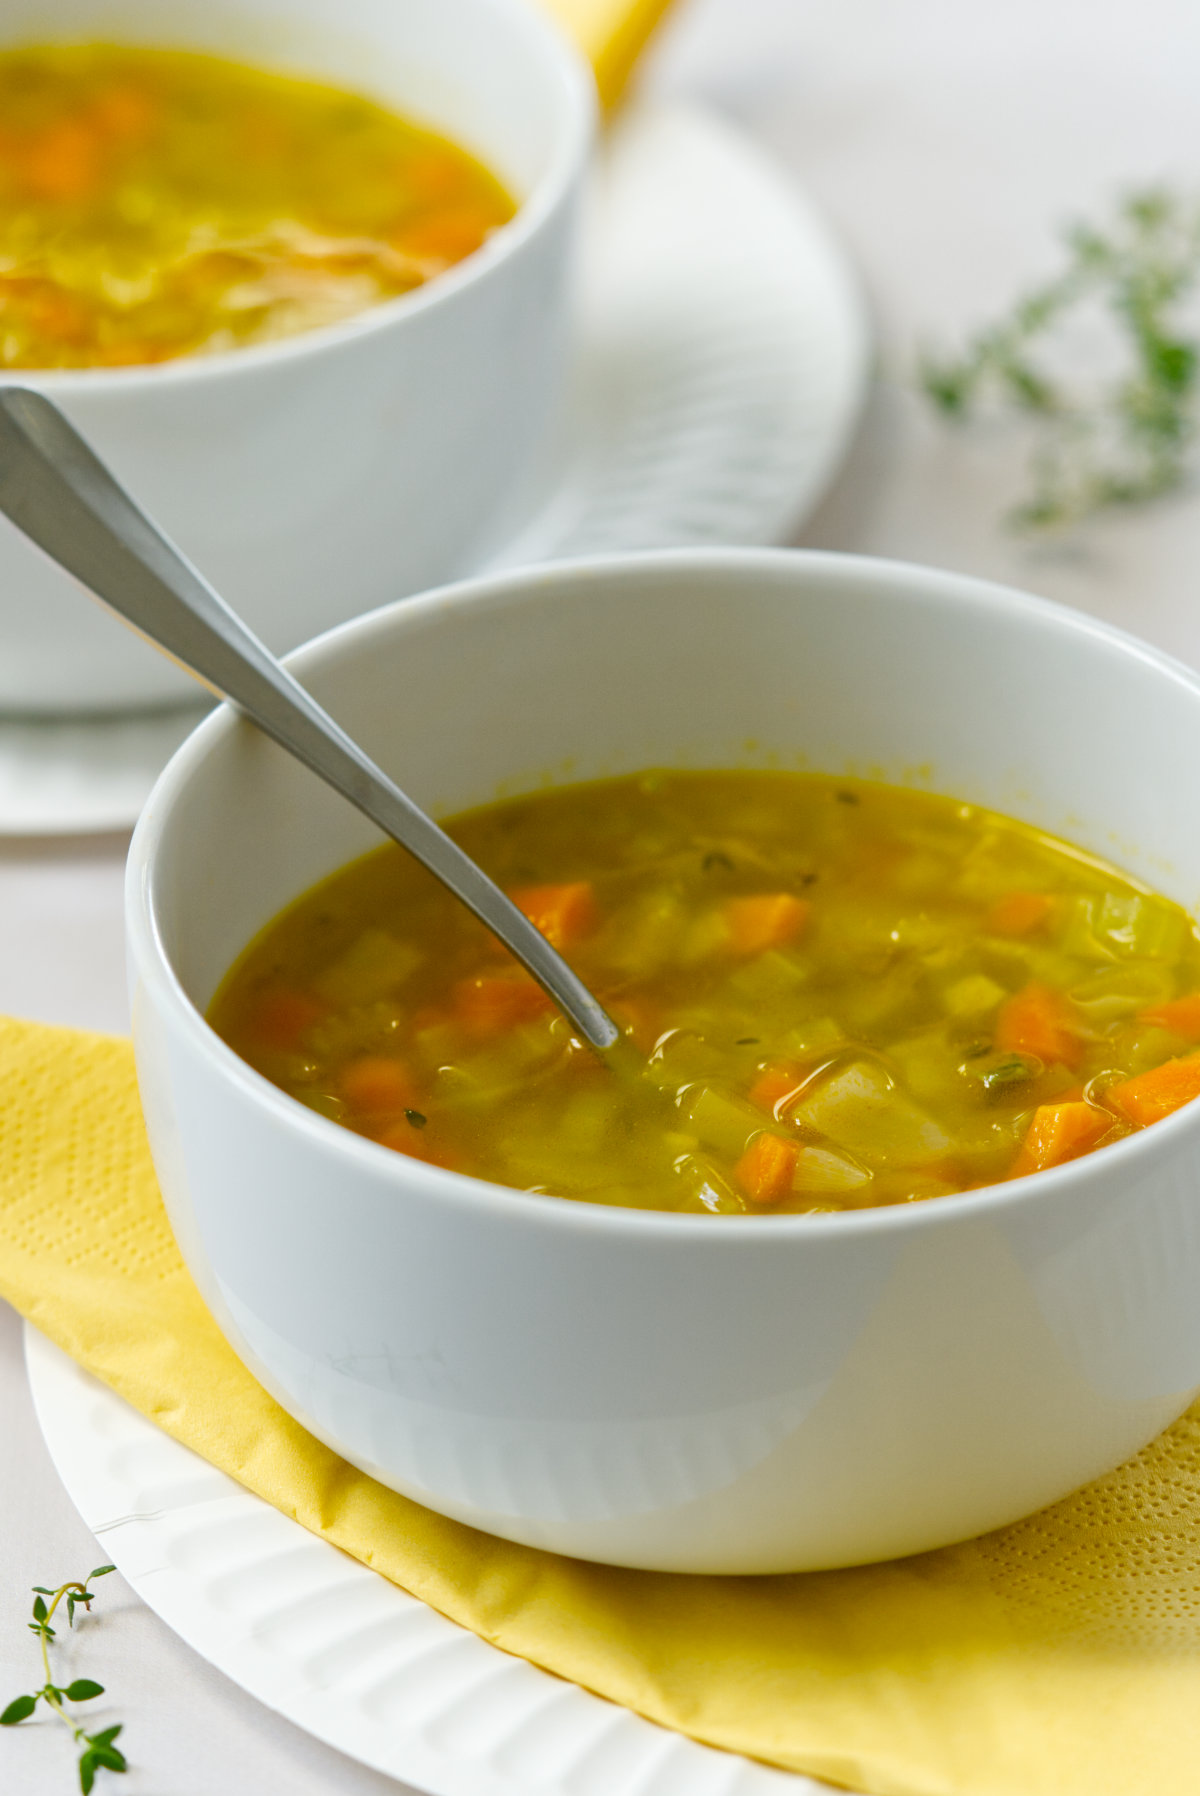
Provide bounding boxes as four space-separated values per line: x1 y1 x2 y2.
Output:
210 771 1200 1214
0 44 516 369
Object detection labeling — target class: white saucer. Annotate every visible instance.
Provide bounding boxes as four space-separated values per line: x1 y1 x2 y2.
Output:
0 102 867 837
26 1325 840 1796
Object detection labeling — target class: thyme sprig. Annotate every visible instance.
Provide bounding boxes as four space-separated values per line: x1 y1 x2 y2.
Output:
1 1567 127 1792
920 188 1200 528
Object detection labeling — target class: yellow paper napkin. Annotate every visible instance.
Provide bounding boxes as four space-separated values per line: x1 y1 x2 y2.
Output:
538 0 678 107
4 1014 1200 1796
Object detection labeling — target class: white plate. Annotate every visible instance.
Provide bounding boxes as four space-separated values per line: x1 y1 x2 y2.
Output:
0 100 867 838
26 1325 841 1796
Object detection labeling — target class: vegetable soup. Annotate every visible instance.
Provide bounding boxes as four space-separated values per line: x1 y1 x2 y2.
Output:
0 44 516 369
210 771 1200 1214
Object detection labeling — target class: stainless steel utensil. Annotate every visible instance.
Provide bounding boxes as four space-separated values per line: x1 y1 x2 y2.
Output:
0 387 619 1051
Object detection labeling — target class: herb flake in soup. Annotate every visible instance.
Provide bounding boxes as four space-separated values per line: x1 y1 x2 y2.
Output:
209 771 1200 1214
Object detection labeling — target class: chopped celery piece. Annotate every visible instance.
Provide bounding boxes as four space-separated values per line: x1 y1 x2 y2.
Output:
673 1154 747 1214
1069 962 1175 1026
793 1145 872 1194
681 1085 763 1157
1096 892 1188 960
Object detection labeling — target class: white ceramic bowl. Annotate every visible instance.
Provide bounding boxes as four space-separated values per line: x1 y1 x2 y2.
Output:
0 0 592 713
128 549 1200 1573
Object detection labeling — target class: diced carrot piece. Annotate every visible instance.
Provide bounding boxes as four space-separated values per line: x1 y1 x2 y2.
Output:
995 982 1083 1069
1139 994 1200 1041
249 989 325 1052
509 881 597 949
454 972 554 1034
20 122 102 201
1010 1101 1112 1178
397 207 493 263
91 84 157 143
723 893 811 956
734 1132 800 1206
749 1063 805 1117
987 892 1055 937
1107 1052 1200 1128
340 1056 417 1115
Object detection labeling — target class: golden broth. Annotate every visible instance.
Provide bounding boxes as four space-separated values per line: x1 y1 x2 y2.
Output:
209 770 1200 1214
0 43 516 369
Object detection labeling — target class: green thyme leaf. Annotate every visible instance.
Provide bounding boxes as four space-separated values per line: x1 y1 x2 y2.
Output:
4 1573 128 1782
65 1680 105 1703
920 186 1200 528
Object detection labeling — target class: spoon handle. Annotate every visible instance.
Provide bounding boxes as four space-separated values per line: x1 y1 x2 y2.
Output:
0 388 618 1051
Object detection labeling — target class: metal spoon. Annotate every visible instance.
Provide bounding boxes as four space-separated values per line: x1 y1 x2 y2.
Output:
0 387 620 1052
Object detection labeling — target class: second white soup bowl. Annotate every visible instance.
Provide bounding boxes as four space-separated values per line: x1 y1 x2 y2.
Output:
128 550 1200 1573
0 0 591 711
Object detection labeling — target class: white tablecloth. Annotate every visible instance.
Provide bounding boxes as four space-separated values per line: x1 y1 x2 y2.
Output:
5 1 1200 1787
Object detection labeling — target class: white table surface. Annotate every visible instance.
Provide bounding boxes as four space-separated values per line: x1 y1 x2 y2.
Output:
5 0 1200 1788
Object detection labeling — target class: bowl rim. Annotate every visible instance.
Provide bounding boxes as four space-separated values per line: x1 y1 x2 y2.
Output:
0 0 595 395
128 544 1200 1245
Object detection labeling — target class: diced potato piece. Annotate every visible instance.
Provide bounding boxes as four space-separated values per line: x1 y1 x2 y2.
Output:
603 891 688 974
314 929 420 1006
677 907 734 965
794 1058 953 1164
727 948 810 1003
942 973 1007 1019
889 1032 962 1106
